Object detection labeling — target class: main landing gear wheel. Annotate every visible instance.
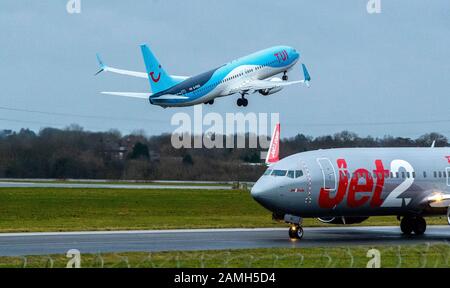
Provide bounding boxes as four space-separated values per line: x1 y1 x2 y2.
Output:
288 225 304 240
237 97 248 107
400 216 426 235
204 100 214 105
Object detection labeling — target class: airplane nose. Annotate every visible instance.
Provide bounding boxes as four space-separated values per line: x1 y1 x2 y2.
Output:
251 183 263 200
251 181 271 206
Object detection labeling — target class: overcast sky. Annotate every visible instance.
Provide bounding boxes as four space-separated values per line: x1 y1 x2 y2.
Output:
0 0 449 138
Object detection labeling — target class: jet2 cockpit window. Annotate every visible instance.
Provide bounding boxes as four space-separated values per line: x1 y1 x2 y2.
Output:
264 169 272 176
287 171 295 178
271 170 287 177
295 170 304 178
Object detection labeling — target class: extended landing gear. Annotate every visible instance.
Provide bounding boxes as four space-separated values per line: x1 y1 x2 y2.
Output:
282 71 288 81
204 100 214 105
400 216 426 235
288 225 304 240
237 94 248 107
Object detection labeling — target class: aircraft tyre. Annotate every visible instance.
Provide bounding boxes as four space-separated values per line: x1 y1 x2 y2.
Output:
412 217 426 235
237 98 248 107
288 226 303 240
400 217 414 235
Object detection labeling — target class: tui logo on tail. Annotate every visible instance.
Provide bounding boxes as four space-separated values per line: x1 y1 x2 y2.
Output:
149 65 162 83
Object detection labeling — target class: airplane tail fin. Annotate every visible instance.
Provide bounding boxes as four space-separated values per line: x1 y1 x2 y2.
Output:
266 123 280 165
140 44 177 94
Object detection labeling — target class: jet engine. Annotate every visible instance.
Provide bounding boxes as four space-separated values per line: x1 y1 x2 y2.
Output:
447 207 450 225
259 78 283 96
318 216 369 225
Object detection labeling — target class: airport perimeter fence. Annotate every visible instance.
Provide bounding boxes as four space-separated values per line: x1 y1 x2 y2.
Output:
3 242 450 268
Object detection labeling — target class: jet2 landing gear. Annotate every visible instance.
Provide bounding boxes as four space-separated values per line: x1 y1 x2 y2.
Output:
289 225 304 240
283 214 304 240
400 216 427 235
282 71 288 81
237 94 248 107
204 100 214 105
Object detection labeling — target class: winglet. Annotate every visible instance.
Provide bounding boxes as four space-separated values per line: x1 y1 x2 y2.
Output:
302 64 311 87
431 140 436 148
95 53 106 76
265 123 280 165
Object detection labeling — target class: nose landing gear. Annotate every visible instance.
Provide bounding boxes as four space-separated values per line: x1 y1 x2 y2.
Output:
282 71 288 81
400 216 426 235
288 225 304 240
283 214 304 240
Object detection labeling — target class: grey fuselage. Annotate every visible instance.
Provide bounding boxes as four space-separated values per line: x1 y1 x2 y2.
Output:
251 148 450 218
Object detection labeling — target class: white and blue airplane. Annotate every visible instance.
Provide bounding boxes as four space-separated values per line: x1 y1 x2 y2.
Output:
96 44 311 108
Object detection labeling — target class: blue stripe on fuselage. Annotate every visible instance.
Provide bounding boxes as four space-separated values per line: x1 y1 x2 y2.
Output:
150 46 300 106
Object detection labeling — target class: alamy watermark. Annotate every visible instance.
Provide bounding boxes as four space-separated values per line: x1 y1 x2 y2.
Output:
367 0 382 14
366 249 381 268
66 0 81 14
170 105 279 152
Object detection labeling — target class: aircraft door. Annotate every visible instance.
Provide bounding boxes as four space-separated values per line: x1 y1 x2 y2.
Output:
446 167 450 187
317 158 337 192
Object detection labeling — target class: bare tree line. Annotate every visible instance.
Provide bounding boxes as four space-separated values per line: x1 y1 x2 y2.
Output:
0 126 447 181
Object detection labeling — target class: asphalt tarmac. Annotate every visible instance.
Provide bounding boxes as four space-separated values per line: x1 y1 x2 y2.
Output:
0 226 449 256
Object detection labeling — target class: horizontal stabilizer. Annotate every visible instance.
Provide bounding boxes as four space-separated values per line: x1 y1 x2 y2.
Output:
95 53 189 81
101 92 152 99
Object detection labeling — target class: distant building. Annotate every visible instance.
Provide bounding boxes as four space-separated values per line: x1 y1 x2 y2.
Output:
103 146 128 160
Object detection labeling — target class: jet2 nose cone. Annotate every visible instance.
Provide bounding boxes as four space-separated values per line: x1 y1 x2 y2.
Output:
251 183 263 200
251 181 271 205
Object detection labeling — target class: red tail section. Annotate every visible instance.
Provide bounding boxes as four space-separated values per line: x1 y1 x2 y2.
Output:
266 123 280 165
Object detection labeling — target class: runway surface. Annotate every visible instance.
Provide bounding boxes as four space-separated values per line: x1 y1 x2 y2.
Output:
0 226 449 256
0 182 231 190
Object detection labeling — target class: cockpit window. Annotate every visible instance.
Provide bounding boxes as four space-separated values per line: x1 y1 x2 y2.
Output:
264 169 272 176
295 170 304 178
287 171 295 179
271 170 287 177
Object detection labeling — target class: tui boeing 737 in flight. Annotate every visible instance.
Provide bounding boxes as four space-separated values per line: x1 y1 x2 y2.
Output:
96 44 311 108
253 124 450 240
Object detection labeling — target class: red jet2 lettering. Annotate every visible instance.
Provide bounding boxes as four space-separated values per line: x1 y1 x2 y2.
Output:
319 159 389 209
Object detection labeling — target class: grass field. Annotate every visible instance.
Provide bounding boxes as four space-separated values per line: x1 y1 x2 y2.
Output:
1 244 449 268
0 187 447 232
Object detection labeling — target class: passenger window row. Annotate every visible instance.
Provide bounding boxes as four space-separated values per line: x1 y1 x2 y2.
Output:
349 170 450 180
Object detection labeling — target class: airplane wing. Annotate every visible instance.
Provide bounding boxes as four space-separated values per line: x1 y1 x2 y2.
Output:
101 92 190 101
231 64 311 94
95 54 189 81
424 193 450 208
101 92 152 99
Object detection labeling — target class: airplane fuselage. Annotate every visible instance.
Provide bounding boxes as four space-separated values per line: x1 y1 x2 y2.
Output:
252 148 450 219
150 46 300 107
